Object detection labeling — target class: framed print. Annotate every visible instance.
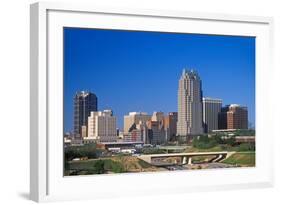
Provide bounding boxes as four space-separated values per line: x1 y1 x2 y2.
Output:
30 2 274 202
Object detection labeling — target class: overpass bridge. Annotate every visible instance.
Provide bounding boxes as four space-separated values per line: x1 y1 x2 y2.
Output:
138 151 235 166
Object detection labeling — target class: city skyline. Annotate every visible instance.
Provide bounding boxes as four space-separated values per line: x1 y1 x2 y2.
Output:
64 28 255 132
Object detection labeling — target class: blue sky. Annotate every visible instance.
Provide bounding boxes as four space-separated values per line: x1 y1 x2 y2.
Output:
64 28 255 132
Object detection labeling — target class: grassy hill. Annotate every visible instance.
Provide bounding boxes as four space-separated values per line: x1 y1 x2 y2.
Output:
222 152 255 167
66 156 159 175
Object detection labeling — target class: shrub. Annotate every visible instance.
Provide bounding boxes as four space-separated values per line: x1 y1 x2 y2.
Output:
64 144 98 161
192 135 218 149
237 143 255 152
92 160 105 174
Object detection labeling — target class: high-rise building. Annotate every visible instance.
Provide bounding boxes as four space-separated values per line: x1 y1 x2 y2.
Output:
146 120 166 145
73 91 97 137
164 112 178 141
124 112 151 134
87 111 100 139
218 104 248 130
147 112 168 145
87 110 117 142
218 106 228 129
177 69 204 136
202 97 222 133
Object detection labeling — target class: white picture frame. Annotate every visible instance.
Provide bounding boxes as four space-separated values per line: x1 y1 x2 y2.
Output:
30 2 274 202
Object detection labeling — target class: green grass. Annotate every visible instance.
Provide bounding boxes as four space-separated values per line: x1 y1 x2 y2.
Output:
64 143 104 161
222 152 255 166
185 145 225 153
185 144 255 153
142 148 167 154
66 158 126 175
66 156 156 176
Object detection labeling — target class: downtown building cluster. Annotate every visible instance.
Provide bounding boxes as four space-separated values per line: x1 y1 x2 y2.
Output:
65 69 249 145
177 69 248 136
121 111 178 145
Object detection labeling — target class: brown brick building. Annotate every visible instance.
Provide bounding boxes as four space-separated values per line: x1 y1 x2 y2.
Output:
218 104 248 130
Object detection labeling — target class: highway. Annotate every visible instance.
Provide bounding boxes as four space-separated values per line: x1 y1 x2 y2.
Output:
138 151 235 165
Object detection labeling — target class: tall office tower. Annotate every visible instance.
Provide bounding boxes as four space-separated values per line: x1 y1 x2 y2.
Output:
177 69 204 136
218 104 248 130
202 97 222 133
124 112 151 134
218 106 228 129
87 111 100 139
87 110 117 142
146 120 166 145
164 112 178 141
73 91 98 138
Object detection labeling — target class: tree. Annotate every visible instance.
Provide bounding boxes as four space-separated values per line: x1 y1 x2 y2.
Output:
93 160 105 174
213 135 224 144
237 143 255 151
64 144 98 161
192 135 218 149
225 137 236 146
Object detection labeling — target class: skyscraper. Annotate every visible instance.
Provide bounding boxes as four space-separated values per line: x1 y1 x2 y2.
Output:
73 91 97 137
202 97 222 133
218 104 248 130
87 110 117 142
146 120 166 145
177 69 203 136
164 112 178 141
